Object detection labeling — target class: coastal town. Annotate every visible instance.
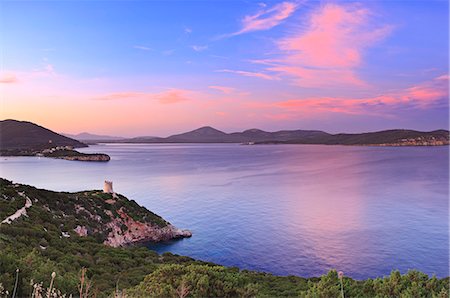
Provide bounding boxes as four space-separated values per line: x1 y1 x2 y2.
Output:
371 136 449 146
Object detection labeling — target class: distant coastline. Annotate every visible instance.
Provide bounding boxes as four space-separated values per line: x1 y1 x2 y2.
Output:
1 120 448 161
95 127 449 147
0 119 111 161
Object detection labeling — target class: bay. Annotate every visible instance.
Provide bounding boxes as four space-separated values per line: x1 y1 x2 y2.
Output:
0 143 448 279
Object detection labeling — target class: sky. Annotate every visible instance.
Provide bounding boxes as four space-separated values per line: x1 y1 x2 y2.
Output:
0 0 448 137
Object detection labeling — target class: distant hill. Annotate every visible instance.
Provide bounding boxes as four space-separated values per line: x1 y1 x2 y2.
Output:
261 129 450 146
125 126 230 143
166 126 230 142
0 119 87 150
63 132 125 141
120 126 449 146
229 128 331 143
2 120 448 147
123 126 331 143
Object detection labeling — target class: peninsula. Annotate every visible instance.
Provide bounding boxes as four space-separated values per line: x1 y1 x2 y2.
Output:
0 179 191 247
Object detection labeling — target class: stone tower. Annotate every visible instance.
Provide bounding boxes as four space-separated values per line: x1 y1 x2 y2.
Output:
103 181 113 193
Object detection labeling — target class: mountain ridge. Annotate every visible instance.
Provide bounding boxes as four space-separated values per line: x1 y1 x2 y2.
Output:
2 119 448 146
119 126 449 146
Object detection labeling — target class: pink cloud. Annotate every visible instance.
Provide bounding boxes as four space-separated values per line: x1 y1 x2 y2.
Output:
217 69 278 80
225 1 298 37
266 65 367 87
0 65 56 84
209 85 236 94
0 74 18 84
262 75 449 117
92 89 191 104
256 3 392 87
156 89 190 104
215 111 227 116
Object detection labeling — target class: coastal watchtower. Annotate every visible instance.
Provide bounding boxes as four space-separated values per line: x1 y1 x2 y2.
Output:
103 181 113 193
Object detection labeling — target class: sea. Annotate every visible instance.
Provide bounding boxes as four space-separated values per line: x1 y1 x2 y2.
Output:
0 143 448 279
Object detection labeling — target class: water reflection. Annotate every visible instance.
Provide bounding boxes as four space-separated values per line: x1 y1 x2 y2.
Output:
0 144 448 279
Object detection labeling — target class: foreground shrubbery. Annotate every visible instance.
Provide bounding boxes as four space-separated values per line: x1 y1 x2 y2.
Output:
1 263 448 297
125 265 449 298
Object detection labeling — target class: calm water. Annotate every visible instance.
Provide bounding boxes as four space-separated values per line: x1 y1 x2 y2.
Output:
0 144 448 279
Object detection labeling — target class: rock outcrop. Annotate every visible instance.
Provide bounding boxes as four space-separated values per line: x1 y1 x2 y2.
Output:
54 154 111 162
104 207 192 247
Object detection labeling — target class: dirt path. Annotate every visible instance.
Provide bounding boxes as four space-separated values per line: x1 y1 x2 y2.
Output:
1 192 33 225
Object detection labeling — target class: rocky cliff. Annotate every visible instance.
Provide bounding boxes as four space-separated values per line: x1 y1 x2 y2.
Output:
0 179 191 247
103 207 192 247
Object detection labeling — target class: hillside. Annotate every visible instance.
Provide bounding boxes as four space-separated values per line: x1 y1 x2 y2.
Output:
258 129 450 146
0 119 87 151
122 127 333 143
3 120 447 146
120 126 449 146
126 126 231 143
0 120 111 161
0 179 448 297
0 179 191 248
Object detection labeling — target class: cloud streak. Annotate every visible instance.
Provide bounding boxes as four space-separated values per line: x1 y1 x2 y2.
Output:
133 45 152 51
92 89 191 104
0 74 18 84
269 75 449 117
209 85 236 94
222 1 298 38
191 45 208 52
216 69 278 80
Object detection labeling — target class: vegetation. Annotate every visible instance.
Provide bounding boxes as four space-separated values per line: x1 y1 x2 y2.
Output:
0 119 86 151
42 149 109 159
127 267 449 298
256 129 450 146
121 125 449 145
0 179 168 241
0 179 448 297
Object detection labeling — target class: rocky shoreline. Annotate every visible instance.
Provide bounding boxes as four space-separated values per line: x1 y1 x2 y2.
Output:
97 203 192 247
47 153 111 162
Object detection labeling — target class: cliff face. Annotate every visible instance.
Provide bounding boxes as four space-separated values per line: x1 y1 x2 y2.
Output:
103 207 191 247
0 179 191 247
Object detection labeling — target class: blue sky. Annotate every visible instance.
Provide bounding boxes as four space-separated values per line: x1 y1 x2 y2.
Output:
1 0 448 136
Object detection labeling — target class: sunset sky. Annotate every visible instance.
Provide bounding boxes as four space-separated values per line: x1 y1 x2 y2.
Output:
1 0 448 137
